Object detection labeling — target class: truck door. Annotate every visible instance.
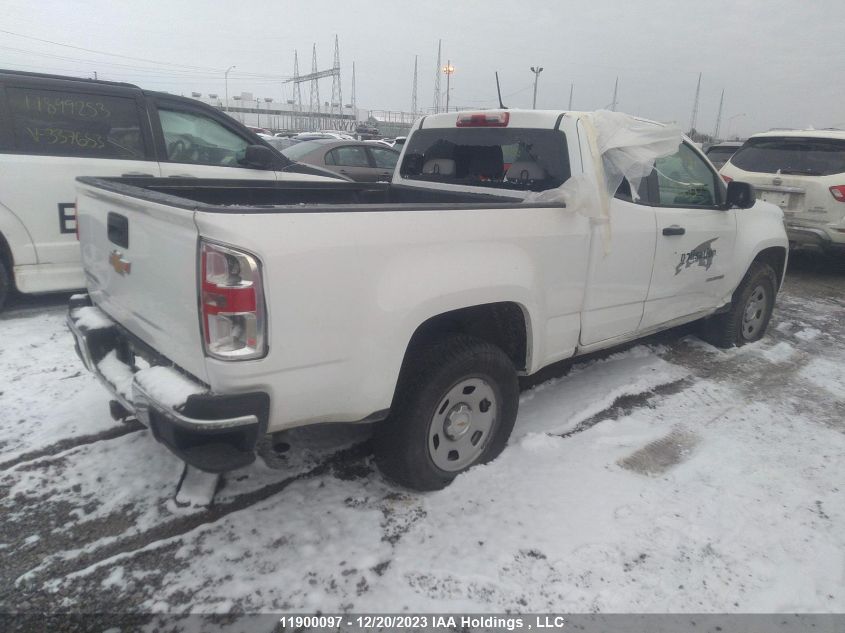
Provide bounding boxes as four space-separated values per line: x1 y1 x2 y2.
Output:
150 98 278 181
641 142 736 331
579 181 657 346
0 82 160 293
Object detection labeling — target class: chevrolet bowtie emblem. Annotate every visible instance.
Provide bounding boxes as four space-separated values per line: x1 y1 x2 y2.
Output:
109 250 131 275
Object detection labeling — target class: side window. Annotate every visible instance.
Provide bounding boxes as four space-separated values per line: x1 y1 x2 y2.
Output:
330 146 370 167
5 87 146 159
614 177 650 204
654 143 719 207
159 108 249 166
368 147 399 169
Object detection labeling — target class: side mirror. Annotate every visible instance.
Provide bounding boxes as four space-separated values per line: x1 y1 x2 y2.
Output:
725 181 756 209
241 144 278 170
401 152 424 176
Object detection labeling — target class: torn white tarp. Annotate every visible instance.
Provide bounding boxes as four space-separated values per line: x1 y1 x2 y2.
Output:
526 111 682 242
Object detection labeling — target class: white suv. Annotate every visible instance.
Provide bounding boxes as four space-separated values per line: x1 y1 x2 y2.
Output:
720 129 845 255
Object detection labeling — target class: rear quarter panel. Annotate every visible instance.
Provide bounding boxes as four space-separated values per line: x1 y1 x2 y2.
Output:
195 204 591 431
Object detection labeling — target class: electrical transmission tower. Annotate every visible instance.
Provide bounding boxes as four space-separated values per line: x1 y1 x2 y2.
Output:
689 72 702 138
433 40 442 114
412 55 418 115
713 89 724 140
329 35 343 129
292 50 303 130
285 40 343 132
309 45 320 131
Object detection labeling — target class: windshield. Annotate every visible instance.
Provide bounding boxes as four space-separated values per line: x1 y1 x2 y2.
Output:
401 127 570 192
730 136 845 175
281 140 325 160
706 147 739 167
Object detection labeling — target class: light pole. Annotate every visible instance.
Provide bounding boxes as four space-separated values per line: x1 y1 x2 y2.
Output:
530 66 543 109
727 113 746 139
443 61 455 112
224 65 236 115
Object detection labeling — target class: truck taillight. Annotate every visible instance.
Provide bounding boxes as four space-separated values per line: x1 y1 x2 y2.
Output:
456 112 509 127
829 185 845 202
721 175 733 183
200 240 266 360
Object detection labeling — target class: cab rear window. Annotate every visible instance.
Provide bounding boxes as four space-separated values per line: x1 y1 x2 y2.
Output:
730 137 845 176
5 87 146 159
400 127 570 192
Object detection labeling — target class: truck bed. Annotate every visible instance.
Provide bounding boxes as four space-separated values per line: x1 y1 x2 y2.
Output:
76 176 530 211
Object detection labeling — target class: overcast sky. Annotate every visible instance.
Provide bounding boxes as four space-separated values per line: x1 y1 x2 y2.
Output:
4 0 844 138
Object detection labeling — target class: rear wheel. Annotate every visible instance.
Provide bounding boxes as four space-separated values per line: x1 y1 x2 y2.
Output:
374 335 519 491
702 261 777 348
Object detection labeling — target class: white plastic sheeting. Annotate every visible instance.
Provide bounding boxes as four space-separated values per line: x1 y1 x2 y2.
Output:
526 110 682 233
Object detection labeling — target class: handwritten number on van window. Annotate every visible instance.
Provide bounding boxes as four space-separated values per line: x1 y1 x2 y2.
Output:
22 94 111 120
58 203 76 235
25 127 106 149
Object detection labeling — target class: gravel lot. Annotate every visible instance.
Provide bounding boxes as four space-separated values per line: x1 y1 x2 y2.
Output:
1 250 843 630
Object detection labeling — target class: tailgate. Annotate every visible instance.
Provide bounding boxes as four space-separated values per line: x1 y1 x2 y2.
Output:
76 180 208 383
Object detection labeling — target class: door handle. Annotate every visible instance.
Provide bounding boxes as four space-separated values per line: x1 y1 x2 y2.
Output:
121 172 154 177
662 225 686 236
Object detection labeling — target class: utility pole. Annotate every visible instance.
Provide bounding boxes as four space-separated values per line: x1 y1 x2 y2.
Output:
411 55 418 115
351 61 357 124
225 65 236 115
443 60 455 112
568 83 574 110
689 72 702 138
93 71 98 80
610 76 619 111
530 66 543 109
713 88 724 141
433 40 442 113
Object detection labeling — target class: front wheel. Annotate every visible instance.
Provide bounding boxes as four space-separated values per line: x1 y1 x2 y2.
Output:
702 261 778 348
0 257 10 313
374 335 519 491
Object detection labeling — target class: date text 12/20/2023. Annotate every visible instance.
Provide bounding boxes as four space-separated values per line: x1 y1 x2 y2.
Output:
277 615 567 630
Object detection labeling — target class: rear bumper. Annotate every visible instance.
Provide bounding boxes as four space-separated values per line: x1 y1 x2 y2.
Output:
67 294 269 472
786 224 845 253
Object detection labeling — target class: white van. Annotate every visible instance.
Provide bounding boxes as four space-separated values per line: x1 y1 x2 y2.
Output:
0 70 339 310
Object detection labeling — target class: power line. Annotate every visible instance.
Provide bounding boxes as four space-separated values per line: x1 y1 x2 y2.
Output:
0 29 290 80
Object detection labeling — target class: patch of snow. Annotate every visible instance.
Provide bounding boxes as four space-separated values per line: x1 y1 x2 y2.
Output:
757 341 796 363
97 350 135 403
799 358 845 399
0 309 119 462
133 366 206 409
514 345 689 437
794 327 821 342
71 306 114 330
174 466 219 508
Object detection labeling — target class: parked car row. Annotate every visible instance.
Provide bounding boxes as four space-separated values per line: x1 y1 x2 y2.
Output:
281 138 399 182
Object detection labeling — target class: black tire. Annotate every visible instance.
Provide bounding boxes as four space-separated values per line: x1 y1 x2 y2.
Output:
0 257 10 313
374 334 519 491
701 261 778 348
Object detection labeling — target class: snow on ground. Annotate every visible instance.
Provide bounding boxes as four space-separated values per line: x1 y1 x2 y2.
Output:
0 309 122 465
1 255 844 621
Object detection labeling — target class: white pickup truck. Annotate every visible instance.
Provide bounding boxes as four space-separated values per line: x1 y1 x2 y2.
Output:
68 110 788 490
